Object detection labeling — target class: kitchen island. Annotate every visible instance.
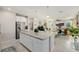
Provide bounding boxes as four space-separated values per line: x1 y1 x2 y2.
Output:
20 30 57 52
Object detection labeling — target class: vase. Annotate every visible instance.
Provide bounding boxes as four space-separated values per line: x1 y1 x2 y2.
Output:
66 36 75 49
73 37 79 50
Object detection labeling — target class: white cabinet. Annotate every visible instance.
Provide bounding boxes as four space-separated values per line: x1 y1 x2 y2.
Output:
0 10 16 39
20 33 50 52
20 34 32 51
32 38 49 52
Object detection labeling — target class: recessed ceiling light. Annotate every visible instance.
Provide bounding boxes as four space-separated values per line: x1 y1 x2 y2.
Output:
7 8 12 11
46 16 49 18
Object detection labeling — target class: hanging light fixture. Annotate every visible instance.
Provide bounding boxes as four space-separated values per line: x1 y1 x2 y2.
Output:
46 6 50 18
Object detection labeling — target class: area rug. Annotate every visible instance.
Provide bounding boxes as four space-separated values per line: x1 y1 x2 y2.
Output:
1 47 17 52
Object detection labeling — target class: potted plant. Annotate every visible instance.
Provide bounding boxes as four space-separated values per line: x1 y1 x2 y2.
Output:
67 26 79 50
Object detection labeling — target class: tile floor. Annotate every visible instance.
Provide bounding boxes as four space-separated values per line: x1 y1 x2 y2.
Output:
1 42 29 52
53 35 77 52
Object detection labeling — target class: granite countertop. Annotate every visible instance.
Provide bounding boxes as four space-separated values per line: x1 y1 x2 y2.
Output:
21 30 57 40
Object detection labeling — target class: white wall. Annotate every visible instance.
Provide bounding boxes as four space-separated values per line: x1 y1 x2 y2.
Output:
0 10 16 40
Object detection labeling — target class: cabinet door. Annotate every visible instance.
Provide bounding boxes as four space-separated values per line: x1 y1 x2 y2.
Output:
32 38 43 52
26 35 33 51
32 38 49 52
20 34 32 51
42 38 49 52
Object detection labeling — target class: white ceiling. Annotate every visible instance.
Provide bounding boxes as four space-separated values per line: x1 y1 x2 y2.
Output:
1 6 79 20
